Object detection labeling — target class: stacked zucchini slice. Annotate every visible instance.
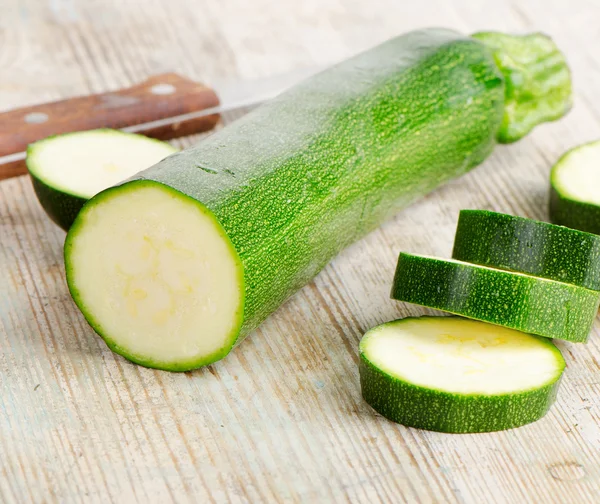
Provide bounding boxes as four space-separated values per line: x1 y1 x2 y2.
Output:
360 210 600 433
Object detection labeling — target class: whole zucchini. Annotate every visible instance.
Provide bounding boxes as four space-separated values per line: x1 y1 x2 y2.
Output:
65 28 572 371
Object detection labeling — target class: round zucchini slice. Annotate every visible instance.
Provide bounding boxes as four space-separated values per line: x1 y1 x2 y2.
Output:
452 209 600 290
359 316 565 433
27 129 178 231
550 140 600 235
391 253 600 342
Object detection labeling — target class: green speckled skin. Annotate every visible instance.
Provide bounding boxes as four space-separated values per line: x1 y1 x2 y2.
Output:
117 29 505 343
550 188 600 235
359 318 564 433
30 172 86 231
452 210 600 290
391 254 600 342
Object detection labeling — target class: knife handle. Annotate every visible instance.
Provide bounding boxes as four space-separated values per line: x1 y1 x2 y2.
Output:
0 73 219 179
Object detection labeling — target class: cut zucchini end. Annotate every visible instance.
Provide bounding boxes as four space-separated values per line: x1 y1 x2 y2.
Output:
359 317 565 433
27 129 178 232
549 141 600 234
65 180 245 371
551 140 600 206
27 129 178 200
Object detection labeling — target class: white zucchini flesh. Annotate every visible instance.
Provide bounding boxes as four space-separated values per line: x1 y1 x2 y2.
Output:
65 182 244 371
359 317 565 432
28 129 178 199
552 141 600 205
363 317 560 394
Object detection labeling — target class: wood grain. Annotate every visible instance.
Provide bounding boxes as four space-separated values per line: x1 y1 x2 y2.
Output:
1 0 600 503
0 73 219 180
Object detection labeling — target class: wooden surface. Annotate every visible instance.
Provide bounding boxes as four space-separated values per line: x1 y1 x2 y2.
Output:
1 1 600 502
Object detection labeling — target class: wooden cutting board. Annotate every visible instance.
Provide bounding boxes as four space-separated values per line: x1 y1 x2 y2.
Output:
2 1 600 502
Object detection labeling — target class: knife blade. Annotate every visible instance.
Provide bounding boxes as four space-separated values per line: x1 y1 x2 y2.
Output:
0 66 322 180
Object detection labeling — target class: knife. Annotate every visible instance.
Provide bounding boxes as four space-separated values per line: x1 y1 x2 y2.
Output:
0 66 321 180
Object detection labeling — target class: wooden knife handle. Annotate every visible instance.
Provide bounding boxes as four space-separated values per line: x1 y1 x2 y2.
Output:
0 73 220 179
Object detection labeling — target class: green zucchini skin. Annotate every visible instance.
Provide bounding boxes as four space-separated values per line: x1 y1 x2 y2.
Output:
360 346 562 433
30 173 86 231
120 29 506 343
452 210 600 290
391 253 600 342
550 189 600 235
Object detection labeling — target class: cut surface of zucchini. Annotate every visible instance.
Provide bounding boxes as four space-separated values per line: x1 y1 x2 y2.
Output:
65 181 244 371
391 253 600 342
27 129 177 230
359 316 565 432
550 140 600 234
453 209 600 290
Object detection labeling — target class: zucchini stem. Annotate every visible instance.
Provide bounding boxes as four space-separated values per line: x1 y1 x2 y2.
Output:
472 31 572 143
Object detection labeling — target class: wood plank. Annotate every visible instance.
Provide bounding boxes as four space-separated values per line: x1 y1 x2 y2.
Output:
1 0 600 502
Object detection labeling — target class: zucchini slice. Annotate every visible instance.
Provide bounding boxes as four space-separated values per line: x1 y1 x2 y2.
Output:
391 253 600 342
359 317 565 433
452 209 600 290
550 140 600 235
27 129 178 230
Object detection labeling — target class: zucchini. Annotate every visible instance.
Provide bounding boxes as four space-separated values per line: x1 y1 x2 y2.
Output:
27 129 177 231
359 316 565 433
64 29 572 371
452 209 600 290
391 253 599 342
550 140 600 234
